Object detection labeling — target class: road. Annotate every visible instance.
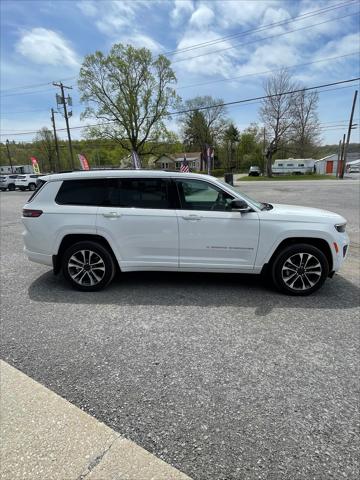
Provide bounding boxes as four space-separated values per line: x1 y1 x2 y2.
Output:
1 180 359 480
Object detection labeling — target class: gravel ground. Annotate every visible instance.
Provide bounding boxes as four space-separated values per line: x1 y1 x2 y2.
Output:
1 181 359 480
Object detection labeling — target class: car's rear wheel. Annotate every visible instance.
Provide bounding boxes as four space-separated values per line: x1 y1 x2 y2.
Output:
272 243 329 295
28 183 36 191
62 241 116 291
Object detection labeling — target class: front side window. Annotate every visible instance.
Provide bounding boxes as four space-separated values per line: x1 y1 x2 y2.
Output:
176 179 233 211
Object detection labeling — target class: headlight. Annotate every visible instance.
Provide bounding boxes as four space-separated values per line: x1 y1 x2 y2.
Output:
335 223 346 233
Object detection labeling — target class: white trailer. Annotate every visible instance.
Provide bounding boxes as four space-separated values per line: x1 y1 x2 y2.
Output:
272 158 315 175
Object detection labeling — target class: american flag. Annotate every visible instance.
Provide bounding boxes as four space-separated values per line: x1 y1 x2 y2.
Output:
131 150 141 169
180 154 190 173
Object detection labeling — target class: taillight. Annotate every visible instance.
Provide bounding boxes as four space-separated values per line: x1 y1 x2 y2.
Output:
22 209 43 217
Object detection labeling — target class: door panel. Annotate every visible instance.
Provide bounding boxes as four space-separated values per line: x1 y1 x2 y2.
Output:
96 178 179 268
177 209 259 269
175 179 260 269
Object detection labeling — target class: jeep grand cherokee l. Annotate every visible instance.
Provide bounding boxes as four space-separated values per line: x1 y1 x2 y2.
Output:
22 171 349 295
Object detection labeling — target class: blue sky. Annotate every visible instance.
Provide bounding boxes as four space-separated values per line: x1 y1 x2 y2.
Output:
1 0 359 145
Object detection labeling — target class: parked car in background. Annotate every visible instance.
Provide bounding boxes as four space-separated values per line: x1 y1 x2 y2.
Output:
15 174 42 191
22 170 349 296
0 174 18 191
248 166 261 176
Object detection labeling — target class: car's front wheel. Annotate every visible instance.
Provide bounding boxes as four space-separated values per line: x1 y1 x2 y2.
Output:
272 243 329 295
28 183 36 191
62 241 116 291
8 184 15 191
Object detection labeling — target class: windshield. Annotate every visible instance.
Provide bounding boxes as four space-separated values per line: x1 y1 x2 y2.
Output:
217 179 264 210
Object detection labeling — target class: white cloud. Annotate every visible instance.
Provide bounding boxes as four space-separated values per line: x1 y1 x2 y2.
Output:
121 34 163 53
77 0 98 17
189 4 215 28
215 0 279 29
170 0 194 25
16 28 79 67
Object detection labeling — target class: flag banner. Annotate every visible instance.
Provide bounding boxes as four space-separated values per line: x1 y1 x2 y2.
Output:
30 156 40 174
180 154 190 173
78 153 90 170
131 151 142 169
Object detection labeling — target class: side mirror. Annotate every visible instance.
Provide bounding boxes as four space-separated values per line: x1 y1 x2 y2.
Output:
231 199 251 213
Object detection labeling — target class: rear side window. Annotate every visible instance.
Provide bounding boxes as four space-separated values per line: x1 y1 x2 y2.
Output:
114 178 172 209
56 179 109 206
28 179 47 202
55 178 174 209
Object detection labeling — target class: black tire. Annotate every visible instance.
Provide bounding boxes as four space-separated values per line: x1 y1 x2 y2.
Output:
8 184 15 191
272 243 329 296
28 183 36 191
62 241 116 291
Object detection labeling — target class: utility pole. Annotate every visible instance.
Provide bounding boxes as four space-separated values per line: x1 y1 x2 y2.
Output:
340 90 358 179
262 127 266 174
336 138 342 178
53 82 74 170
5 139 14 173
51 108 61 172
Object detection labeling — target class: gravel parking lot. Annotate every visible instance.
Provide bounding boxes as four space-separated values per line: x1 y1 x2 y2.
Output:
1 180 359 480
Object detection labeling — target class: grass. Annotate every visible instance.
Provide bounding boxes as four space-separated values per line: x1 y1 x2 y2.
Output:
238 174 337 181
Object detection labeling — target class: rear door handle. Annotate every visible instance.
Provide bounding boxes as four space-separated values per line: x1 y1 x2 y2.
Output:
102 212 121 218
182 215 202 221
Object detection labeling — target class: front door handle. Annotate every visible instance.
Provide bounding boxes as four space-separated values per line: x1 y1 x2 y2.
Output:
102 212 121 218
182 215 202 221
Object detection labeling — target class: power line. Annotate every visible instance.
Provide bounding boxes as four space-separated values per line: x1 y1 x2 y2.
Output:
0 76 77 94
172 11 359 64
1 77 359 137
178 52 360 90
165 0 357 56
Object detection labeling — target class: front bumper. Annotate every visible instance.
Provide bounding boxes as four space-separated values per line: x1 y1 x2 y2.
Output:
332 232 349 272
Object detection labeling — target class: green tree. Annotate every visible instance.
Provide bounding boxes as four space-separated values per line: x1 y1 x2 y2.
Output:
223 123 240 170
180 96 227 169
33 127 56 172
78 44 180 158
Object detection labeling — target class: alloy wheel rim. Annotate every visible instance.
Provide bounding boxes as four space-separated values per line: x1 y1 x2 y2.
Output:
281 252 322 291
68 249 106 286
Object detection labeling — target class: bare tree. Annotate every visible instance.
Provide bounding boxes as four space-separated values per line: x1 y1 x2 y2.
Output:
291 90 321 157
260 69 298 176
78 44 180 157
34 127 55 172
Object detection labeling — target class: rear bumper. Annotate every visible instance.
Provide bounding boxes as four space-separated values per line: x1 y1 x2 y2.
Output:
24 247 52 267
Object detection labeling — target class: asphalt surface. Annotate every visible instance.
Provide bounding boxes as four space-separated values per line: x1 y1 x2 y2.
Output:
1 180 359 480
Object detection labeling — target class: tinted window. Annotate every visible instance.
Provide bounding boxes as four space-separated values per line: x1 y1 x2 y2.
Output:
111 178 172 209
56 179 110 206
176 179 233 211
56 178 173 209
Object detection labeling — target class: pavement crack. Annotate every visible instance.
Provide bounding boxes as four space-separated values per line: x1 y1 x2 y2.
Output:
76 434 121 480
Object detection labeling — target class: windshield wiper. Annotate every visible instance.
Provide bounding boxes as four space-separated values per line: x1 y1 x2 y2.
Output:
260 202 273 211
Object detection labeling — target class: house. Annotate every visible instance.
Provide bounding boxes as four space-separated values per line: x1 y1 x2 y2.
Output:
154 152 201 171
314 154 339 175
272 158 315 175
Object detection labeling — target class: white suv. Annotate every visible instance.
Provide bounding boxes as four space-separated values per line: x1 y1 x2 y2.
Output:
22 170 349 295
0 174 18 191
15 174 41 191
